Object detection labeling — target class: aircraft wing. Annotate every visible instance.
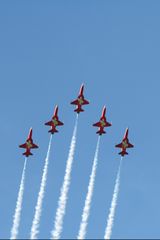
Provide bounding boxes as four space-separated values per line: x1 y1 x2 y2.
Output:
31 143 39 149
128 143 134 148
83 99 89 105
71 99 79 105
93 122 101 127
115 143 123 148
45 121 52 126
106 122 112 127
19 143 27 148
57 120 64 126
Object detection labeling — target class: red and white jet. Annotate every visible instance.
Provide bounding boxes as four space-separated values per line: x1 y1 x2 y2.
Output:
45 105 64 134
115 128 134 156
71 84 89 113
19 128 38 157
93 106 112 135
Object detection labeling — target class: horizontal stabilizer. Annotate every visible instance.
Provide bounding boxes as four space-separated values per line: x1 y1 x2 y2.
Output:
49 128 58 134
23 152 33 157
119 151 128 156
74 108 84 113
96 129 106 135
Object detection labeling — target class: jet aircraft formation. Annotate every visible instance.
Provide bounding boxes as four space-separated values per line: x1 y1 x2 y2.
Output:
19 84 134 157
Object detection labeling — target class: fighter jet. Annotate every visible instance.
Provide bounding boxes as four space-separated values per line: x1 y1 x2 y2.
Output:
19 128 38 157
93 106 112 135
45 105 64 134
71 84 89 113
115 128 134 156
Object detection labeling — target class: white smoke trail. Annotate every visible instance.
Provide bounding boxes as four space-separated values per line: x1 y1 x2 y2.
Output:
77 136 101 240
10 158 27 240
104 157 123 240
51 115 78 239
30 135 53 239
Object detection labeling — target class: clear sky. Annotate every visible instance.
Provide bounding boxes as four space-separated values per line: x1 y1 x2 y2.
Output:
0 1 160 239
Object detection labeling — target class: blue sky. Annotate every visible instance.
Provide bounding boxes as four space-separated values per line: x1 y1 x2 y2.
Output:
0 1 160 239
